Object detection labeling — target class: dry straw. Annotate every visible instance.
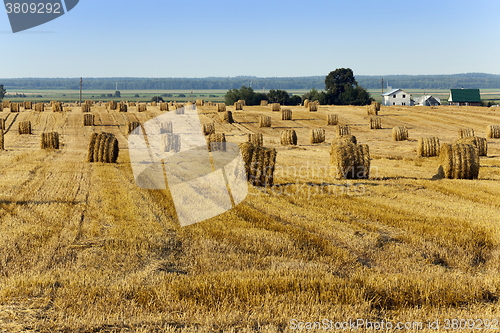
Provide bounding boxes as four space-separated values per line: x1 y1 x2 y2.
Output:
458 128 474 138
174 105 184 114
220 111 234 124
239 142 277 186
196 99 204 106
40 132 59 149
127 121 140 134
81 104 91 112
308 103 318 112
162 134 181 153
310 128 325 144
332 134 357 145
160 121 173 134
330 141 370 179
0 129 3 150
259 116 271 128
108 101 117 110
271 103 280 112
160 103 169 111
207 133 226 152
281 108 292 120
456 136 487 156
234 102 243 110
117 103 127 112
417 137 440 157
2 101 10 109
260 100 268 106
18 121 31 135
392 126 408 141
303 99 310 107
369 116 381 129
86 132 119 163
52 102 63 112
217 103 226 112
280 129 297 145
202 122 215 135
366 101 381 116
438 143 479 179
83 114 94 126
486 125 500 139
336 125 351 137
246 133 263 146
151 102 157 107
313 100 320 106
10 103 20 112
137 104 147 112
327 114 338 126
23 101 32 110
237 99 246 106
85 100 93 106
35 103 44 112
129 102 136 107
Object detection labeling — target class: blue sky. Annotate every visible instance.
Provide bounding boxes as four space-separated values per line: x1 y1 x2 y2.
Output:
1 0 499 78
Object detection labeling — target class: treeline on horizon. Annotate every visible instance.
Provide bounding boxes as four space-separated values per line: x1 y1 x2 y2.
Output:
2 73 500 90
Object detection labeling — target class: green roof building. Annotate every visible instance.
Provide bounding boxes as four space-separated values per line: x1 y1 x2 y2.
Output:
448 89 481 106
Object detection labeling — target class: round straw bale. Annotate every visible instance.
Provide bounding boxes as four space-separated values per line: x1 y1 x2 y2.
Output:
438 143 479 179
486 125 500 139
417 137 440 157
24 101 32 110
246 133 263 146
310 128 325 144
259 116 271 128
327 114 338 126
392 126 408 141
308 103 318 112
207 133 226 152
369 116 381 129
260 100 268 106
18 121 32 134
220 111 234 124
202 122 215 135
330 142 370 179
35 103 44 112
239 142 277 187
303 99 310 107
137 104 147 112
332 134 357 145
160 103 169 111
458 128 474 138
217 103 226 112
281 109 292 120
129 102 136 107
81 104 91 112
234 102 243 110
83 114 94 126
456 136 487 156
117 103 127 112
271 103 280 112
336 125 351 137
280 130 297 145
127 121 140 134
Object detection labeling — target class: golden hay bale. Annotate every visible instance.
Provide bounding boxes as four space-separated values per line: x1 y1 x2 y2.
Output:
330 141 370 179
260 100 268 106
137 104 147 112
259 115 271 128
52 102 63 112
40 132 59 149
202 122 215 135
366 104 379 116
246 133 263 146
18 121 32 134
217 103 226 112
23 101 32 110
280 129 297 145
332 134 357 145
195 99 204 106
84 100 92 106
186 101 194 106
336 125 351 137
207 133 226 152
86 132 119 163
327 114 338 126
303 99 310 107
35 103 44 112
458 128 474 138
271 103 280 112
2 101 10 108
219 111 234 124
127 121 140 134
392 126 408 141
239 142 277 187
160 121 173 134
129 102 136 107
108 101 117 110
234 102 243 110
162 134 181 153
437 143 479 179
160 103 169 111
151 101 157 107
313 100 320 106
10 103 20 112
456 136 487 157
486 125 500 139
83 114 94 126
310 128 325 144
308 102 318 112
117 103 127 112
417 137 440 157
369 116 381 129
81 104 91 112
237 99 246 106
281 108 292 120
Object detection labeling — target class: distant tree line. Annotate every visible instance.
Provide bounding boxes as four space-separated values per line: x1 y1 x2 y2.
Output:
2 73 500 91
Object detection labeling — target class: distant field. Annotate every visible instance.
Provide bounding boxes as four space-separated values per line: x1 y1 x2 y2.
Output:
5 88 500 105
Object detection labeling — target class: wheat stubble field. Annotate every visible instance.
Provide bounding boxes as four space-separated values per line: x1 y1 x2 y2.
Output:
0 102 500 332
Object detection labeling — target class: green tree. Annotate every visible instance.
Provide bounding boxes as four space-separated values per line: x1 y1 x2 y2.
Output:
0 85 6 101
225 86 266 105
325 68 357 96
267 89 290 105
324 68 373 105
151 96 164 103
114 90 121 98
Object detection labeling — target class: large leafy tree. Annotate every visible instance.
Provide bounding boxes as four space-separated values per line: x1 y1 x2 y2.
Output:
225 86 267 105
0 85 6 101
322 68 373 105
325 68 357 96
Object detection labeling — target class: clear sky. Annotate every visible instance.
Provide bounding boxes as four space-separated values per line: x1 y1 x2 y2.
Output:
1 0 499 78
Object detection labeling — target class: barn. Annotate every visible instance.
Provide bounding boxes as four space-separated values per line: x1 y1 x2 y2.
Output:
448 89 481 106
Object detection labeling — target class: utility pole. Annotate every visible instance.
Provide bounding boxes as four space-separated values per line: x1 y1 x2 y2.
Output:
381 78 384 95
79 77 82 106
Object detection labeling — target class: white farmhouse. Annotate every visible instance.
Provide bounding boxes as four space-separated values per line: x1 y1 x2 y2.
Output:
381 89 413 106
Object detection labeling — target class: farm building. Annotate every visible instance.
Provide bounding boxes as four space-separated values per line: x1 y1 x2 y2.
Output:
382 89 413 106
415 95 441 106
448 89 481 106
